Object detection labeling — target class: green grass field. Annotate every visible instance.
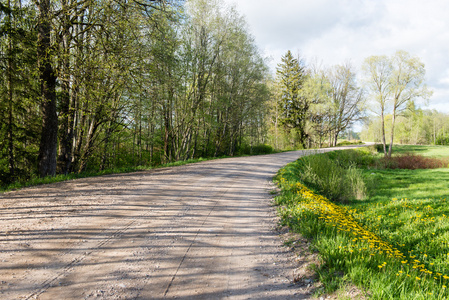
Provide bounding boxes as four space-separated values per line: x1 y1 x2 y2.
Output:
275 145 449 299
391 144 449 158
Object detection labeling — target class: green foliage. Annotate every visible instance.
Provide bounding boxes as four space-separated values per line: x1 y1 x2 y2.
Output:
436 134 449 145
374 143 389 153
237 144 276 156
336 140 363 146
362 109 449 147
0 1 39 184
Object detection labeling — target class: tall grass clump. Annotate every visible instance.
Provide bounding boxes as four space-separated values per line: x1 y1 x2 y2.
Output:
294 149 373 202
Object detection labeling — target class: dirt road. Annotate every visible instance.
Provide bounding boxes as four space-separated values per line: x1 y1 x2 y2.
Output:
0 150 323 299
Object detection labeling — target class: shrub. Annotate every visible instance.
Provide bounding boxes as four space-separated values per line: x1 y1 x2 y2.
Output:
435 134 449 145
237 144 275 155
251 144 275 155
336 140 363 146
374 143 389 153
377 153 449 170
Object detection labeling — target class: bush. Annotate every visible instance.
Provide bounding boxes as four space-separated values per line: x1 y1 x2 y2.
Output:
237 144 275 155
251 144 275 155
435 134 449 145
377 153 449 170
374 143 389 153
336 140 363 146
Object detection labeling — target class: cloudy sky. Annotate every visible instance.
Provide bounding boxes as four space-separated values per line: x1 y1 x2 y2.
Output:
222 0 449 113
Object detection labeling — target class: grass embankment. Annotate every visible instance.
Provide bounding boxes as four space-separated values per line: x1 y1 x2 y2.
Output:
275 145 449 299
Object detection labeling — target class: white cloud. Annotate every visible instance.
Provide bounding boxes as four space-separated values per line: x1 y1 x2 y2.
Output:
223 0 449 113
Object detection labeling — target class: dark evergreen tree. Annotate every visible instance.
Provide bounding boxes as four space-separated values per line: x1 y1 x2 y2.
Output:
276 50 309 148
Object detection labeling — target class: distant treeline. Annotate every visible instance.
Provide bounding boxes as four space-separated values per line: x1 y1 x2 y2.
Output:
361 108 449 146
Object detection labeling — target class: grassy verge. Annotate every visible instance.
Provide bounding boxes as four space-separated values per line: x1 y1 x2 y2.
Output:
1 144 286 193
275 145 449 299
0 157 213 193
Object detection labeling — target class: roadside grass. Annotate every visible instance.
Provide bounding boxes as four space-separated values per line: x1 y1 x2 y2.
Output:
0 157 212 193
274 145 449 299
1 143 285 193
336 140 364 147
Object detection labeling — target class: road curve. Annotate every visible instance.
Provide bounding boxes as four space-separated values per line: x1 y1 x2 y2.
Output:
0 149 338 299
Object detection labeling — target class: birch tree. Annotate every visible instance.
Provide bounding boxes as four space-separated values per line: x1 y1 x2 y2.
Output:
363 51 431 157
387 50 432 156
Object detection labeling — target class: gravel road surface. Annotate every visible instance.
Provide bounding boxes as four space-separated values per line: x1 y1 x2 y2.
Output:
0 150 333 299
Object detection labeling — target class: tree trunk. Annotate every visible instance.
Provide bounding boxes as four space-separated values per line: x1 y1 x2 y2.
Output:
381 110 387 157
37 0 58 177
388 108 397 157
57 5 73 174
100 122 114 171
77 115 99 173
333 131 339 147
163 108 171 163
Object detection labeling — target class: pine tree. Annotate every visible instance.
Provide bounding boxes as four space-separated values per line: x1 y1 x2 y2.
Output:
276 50 309 148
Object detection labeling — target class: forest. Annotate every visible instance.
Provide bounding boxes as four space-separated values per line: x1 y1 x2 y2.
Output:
1 0 447 187
0 0 274 186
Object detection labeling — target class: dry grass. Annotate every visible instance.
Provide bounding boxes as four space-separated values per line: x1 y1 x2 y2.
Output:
377 153 449 170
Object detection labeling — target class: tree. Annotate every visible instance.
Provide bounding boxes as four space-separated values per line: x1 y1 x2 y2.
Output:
363 51 432 155
362 55 392 156
301 70 333 148
0 2 39 184
327 63 365 146
276 50 309 148
386 51 432 156
36 0 58 177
